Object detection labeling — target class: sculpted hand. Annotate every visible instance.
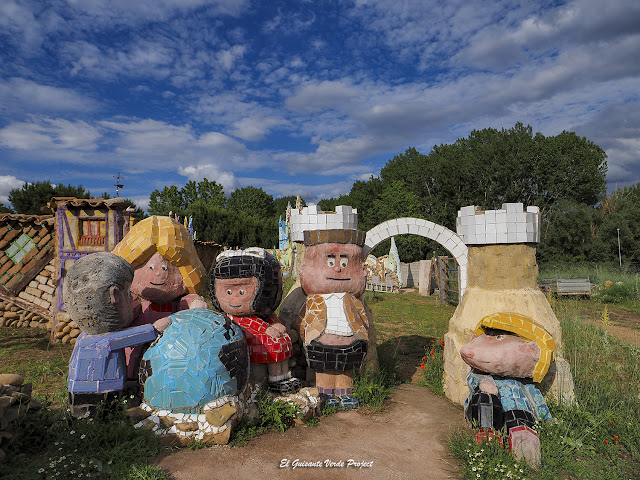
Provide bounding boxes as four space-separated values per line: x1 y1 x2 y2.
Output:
265 324 286 338
153 317 172 333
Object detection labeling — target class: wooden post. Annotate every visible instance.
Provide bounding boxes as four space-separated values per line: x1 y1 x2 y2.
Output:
418 259 432 296
437 256 447 305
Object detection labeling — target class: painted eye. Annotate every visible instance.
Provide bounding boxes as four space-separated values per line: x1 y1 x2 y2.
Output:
149 265 155 270
327 258 335 267
161 265 168 271
226 289 232 295
495 335 504 340
340 258 348 268
239 289 245 295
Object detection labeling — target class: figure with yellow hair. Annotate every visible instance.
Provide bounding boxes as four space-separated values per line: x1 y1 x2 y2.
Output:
112 216 207 379
460 312 554 468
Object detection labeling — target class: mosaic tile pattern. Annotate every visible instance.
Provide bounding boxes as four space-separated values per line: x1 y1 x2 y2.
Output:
289 205 358 242
457 203 540 245
141 308 249 413
211 248 282 315
465 388 505 430
299 293 368 344
112 216 205 295
68 323 157 394
474 312 555 382
229 314 292 363
303 229 365 247
305 339 367 371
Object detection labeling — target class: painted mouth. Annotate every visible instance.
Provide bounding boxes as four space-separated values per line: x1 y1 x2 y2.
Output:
326 277 351 281
150 281 165 286
229 304 242 308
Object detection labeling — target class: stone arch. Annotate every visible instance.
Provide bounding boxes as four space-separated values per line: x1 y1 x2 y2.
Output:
364 218 468 298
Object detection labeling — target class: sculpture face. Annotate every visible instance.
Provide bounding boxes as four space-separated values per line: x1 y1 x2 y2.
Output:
300 243 367 296
214 277 258 317
131 252 188 304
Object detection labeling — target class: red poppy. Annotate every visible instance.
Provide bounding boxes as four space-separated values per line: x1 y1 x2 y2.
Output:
605 440 609 444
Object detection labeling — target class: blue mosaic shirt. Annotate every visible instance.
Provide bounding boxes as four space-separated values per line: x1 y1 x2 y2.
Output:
68 324 157 394
466 372 552 421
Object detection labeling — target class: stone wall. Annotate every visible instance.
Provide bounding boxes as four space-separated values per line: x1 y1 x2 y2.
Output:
0 374 40 463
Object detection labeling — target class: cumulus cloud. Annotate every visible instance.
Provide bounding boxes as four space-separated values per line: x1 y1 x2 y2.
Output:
0 175 26 206
229 116 287 142
179 165 238 192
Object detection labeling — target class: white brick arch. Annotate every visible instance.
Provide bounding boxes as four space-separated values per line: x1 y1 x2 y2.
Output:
364 218 468 298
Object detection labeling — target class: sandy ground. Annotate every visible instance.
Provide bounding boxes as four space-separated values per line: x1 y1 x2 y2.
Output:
155 383 465 480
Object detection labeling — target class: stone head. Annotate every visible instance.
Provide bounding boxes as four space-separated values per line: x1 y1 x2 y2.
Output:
210 248 283 318
63 252 134 334
299 229 367 297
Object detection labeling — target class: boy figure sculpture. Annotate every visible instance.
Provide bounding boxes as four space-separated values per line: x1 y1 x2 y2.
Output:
64 252 165 418
298 229 369 409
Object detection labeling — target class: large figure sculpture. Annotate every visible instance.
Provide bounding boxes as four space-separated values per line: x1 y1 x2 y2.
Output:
461 312 554 467
298 229 369 409
112 216 207 380
64 252 165 418
211 248 300 394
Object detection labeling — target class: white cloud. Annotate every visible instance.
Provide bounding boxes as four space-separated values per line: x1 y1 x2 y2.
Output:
285 80 358 113
0 117 101 151
229 116 287 142
0 78 98 115
217 45 246 71
0 175 26 207
179 165 238 192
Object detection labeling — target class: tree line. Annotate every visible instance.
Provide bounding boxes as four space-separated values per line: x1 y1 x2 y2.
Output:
5 122 639 267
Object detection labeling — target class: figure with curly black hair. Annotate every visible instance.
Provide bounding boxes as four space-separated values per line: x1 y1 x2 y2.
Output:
211 247 301 394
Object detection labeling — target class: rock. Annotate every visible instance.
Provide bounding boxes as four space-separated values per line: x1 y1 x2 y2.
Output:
175 421 198 432
28 398 41 411
4 403 28 421
0 374 24 386
69 328 82 338
159 416 174 429
61 334 70 344
2 312 18 320
201 427 232 445
125 406 151 425
0 396 16 408
0 319 5 327
205 404 237 427
20 382 32 397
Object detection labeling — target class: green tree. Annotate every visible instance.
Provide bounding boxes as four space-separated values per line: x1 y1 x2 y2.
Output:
227 186 275 218
273 195 305 217
148 179 225 216
9 182 91 214
0 203 13 213
148 185 184 216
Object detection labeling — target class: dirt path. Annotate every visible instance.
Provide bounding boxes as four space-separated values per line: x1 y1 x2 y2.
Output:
155 384 464 480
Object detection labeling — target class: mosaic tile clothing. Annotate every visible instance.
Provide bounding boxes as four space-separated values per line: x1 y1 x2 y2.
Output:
465 372 552 429
229 313 292 363
299 293 369 345
68 323 157 394
125 293 203 379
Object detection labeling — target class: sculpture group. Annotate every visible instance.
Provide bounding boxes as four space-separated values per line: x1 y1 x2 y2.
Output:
64 203 568 466
64 215 372 443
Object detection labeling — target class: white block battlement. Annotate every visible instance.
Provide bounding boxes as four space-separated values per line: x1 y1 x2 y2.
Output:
456 203 540 245
289 204 359 242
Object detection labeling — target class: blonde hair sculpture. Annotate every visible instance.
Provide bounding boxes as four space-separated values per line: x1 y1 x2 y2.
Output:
112 216 205 295
474 312 555 383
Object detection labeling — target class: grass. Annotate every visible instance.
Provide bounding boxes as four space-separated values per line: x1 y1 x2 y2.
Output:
0 397 167 480
3 284 640 478
448 295 640 480
228 390 301 447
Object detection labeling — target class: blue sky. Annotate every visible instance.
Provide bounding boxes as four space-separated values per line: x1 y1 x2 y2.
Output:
1 0 639 212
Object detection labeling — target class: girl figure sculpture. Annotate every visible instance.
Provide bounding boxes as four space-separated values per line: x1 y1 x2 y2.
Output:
211 248 301 395
112 215 207 379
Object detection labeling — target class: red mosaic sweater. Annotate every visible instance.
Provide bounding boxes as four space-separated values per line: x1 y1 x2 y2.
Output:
229 314 292 363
